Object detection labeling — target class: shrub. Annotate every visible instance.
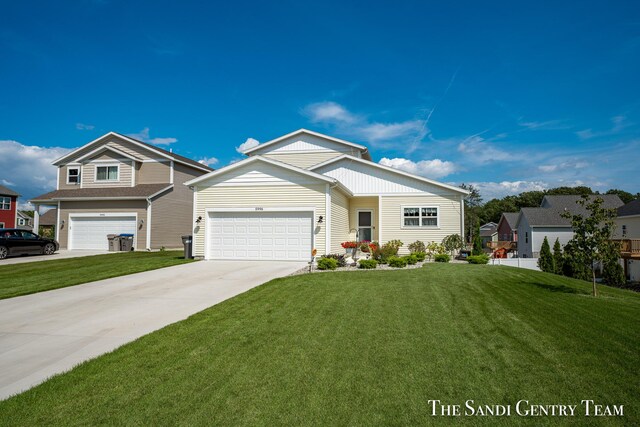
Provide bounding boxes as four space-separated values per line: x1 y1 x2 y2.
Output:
408 240 426 253
434 254 450 263
372 242 401 264
404 254 418 265
442 234 464 256
538 236 554 273
602 259 625 287
317 257 338 270
387 256 408 268
553 238 564 275
472 225 484 256
358 259 378 269
387 239 404 252
467 254 489 264
321 254 347 267
414 251 426 262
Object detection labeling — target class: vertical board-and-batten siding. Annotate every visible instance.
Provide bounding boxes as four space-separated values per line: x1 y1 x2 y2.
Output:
193 183 327 257
330 188 350 253
150 163 203 248
82 161 133 188
380 194 463 255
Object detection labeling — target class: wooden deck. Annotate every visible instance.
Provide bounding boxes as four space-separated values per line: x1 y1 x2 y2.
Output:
612 239 640 259
487 241 517 251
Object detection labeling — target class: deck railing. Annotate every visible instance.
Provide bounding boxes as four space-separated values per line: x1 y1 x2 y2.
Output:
611 239 640 258
487 241 517 250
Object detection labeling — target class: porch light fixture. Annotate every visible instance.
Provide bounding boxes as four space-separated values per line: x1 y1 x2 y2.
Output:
317 216 323 224
196 216 202 224
60 220 65 227
139 219 144 226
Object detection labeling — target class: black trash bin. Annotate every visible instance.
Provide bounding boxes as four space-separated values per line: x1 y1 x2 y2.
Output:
182 235 193 259
119 234 134 251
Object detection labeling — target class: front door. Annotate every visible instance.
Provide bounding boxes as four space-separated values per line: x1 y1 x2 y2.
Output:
357 210 373 242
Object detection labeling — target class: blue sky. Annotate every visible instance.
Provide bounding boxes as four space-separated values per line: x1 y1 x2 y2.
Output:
1 0 639 204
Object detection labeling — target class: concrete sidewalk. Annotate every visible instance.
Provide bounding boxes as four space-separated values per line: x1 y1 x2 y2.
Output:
0 249 111 265
0 260 305 400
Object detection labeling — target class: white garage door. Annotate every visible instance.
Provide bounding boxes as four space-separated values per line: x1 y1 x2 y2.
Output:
69 215 137 250
208 211 313 261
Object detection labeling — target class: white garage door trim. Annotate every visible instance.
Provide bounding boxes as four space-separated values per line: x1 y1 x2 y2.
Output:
205 207 315 261
68 212 138 250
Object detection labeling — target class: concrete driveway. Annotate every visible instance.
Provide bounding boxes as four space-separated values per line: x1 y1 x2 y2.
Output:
0 249 110 265
0 260 305 400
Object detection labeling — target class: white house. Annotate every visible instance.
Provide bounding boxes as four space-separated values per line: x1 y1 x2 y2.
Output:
516 195 624 258
613 199 640 282
185 129 468 261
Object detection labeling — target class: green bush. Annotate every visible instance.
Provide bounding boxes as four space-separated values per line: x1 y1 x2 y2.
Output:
387 256 408 268
434 254 450 263
467 254 489 264
407 240 426 253
603 259 625 287
372 242 401 264
321 254 347 267
414 252 426 262
404 254 418 265
358 259 378 269
317 257 338 270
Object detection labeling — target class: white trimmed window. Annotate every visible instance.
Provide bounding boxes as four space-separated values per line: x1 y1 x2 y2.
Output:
18 218 26 226
403 206 438 227
0 197 10 210
67 167 80 184
96 165 119 181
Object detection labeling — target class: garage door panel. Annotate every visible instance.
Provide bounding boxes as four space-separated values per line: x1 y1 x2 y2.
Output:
70 216 136 250
208 211 312 261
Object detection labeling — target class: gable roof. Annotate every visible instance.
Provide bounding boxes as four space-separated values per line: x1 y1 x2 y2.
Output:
0 185 19 197
183 155 351 194
517 195 624 228
53 132 213 173
17 210 31 219
618 199 640 217
499 212 520 230
242 129 372 160
310 154 469 195
75 145 142 163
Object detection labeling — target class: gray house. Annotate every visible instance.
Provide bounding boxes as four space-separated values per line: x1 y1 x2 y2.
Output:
31 132 213 250
515 195 624 258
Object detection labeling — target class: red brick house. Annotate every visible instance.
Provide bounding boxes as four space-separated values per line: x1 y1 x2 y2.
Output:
0 185 20 229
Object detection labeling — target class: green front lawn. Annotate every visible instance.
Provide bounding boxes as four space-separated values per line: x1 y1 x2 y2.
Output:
0 251 195 299
2 264 639 425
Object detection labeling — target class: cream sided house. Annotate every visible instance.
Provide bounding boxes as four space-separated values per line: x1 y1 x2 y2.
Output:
185 129 468 261
31 132 212 250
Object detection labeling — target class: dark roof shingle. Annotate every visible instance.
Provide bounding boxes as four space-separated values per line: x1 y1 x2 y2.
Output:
0 185 20 197
500 212 519 229
618 199 640 217
31 184 172 202
520 195 624 227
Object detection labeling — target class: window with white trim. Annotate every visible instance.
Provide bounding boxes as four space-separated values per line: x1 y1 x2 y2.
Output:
67 167 80 184
96 165 119 181
18 218 26 226
403 206 438 227
0 197 10 210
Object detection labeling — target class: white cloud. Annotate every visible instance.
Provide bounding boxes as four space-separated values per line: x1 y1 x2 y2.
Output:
0 140 72 201
456 136 512 164
198 157 219 167
517 119 571 131
379 157 457 179
127 127 177 145
236 137 260 154
538 161 589 173
2 179 15 186
470 180 549 200
302 101 427 150
576 114 630 140
75 123 95 131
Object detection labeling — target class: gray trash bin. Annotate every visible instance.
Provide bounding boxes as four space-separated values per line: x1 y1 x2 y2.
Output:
107 234 120 252
119 234 134 251
181 235 193 259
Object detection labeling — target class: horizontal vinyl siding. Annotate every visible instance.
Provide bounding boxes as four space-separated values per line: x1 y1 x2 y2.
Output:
614 216 640 239
82 161 133 188
138 161 171 184
330 188 350 253
380 194 463 255
262 152 344 169
58 200 148 250
66 138 156 162
150 163 203 249
193 184 326 257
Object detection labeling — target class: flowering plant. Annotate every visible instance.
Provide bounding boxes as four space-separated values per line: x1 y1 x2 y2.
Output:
341 241 358 249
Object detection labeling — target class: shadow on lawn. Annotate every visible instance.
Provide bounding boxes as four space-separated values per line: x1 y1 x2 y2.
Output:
529 282 588 295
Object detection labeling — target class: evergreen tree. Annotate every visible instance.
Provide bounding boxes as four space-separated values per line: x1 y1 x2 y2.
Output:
537 236 554 273
552 238 564 275
472 225 483 256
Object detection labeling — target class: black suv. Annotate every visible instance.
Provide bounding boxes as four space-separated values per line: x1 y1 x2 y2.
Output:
0 229 59 259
